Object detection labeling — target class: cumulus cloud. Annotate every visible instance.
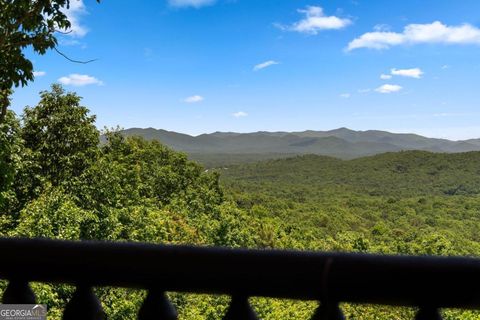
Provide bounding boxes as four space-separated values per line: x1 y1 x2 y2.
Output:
62 0 89 37
58 74 103 86
347 21 480 51
233 111 248 118
184 95 204 103
278 6 352 34
253 60 279 71
391 68 424 78
33 71 46 77
169 0 216 8
375 84 402 94
380 74 392 80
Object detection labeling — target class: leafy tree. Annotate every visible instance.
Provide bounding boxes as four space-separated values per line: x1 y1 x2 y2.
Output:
0 110 23 214
74 131 222 213
21 84 99 189
0 111 21 193
0 0 100 123
12 188 96 240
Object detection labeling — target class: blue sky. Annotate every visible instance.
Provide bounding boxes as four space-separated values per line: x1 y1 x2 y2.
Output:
11 0 480 140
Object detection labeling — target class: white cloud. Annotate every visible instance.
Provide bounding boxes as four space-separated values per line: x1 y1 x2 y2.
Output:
375 84 402 94
58 74 103 86
391 68 424 78
233 111 248 118
279 6 352 34
380 74 392 80
184 95 204 103
347 21 480 51
340 93 351 98
62 0 89 37
33 71 46 77
169 0 215 8
253 60 279 71
441 65 450 69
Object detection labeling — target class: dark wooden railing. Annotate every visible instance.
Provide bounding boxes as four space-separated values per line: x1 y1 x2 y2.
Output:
1 238 480 319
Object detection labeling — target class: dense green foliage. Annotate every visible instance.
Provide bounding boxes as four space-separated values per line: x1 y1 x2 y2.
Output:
1 86 480 319
220 153 480 256
22 84 99 186
0 110 22 212
218 153 480 319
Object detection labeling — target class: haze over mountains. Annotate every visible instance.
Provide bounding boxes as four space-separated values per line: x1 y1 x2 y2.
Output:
120 127 480 160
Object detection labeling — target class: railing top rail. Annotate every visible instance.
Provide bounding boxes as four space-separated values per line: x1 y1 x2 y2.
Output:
1 237 479 309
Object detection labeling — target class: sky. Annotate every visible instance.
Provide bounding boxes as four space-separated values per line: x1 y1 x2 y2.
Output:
10 0 480 140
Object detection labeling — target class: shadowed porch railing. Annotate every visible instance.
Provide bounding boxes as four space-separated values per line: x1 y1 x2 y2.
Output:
1 238 480 319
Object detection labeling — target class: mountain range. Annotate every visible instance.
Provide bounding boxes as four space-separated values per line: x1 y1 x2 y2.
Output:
119 127 480 161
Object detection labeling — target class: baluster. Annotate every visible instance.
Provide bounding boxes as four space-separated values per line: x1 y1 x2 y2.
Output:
311 302 345 320
2 279 36 304
223 296 258 320
415 307 443 320
138 290 177 320
63 286 106 320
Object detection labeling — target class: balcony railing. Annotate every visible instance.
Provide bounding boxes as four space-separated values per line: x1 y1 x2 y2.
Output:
0 238 479 319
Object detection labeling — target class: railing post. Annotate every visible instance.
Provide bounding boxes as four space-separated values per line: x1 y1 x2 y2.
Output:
63 286 106 320
223 296 258 320
311 303 345 320
2 279 36 304
311 257 345 320
138 290 177 320
415 307 443 320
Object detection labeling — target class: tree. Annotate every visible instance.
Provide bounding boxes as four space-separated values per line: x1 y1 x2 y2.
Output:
74 130 224 214
21 84 99 188
0 0 100 123
0 109 22 210
12 188 96 240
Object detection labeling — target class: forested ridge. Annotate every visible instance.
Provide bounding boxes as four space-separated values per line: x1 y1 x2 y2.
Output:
221 151 480 197
220 152 480 256
1 86 480 319
120 127 480 162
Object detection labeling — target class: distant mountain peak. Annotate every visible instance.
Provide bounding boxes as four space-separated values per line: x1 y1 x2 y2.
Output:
329 127 353 132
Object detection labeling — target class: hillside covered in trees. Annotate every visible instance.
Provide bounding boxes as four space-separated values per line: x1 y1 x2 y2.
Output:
220 152 480 256
1 86 480 319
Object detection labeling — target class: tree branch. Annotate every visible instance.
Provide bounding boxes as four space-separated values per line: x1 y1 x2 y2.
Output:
54 47 98 64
